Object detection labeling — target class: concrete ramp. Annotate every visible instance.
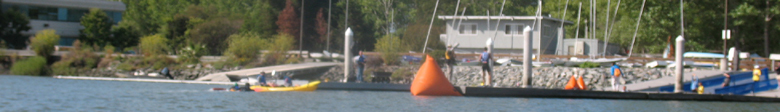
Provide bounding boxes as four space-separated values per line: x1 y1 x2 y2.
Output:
625 70 730 91
195 62 339 82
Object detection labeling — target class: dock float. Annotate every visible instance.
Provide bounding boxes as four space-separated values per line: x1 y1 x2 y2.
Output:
318 82 780 102
54 76 780 102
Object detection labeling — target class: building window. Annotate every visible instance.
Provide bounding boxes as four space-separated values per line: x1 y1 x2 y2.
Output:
505 25 512 34
506 24 525 35
459 24 477 35
471 24 477 34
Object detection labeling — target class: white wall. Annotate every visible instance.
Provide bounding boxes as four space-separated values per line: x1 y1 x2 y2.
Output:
23 20 83 38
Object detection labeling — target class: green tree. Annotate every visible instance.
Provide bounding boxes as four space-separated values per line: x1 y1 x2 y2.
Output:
187 18 242 55
138 34 169 56
730 0 780 56
161 14 189 54
30 29 60 58
80 8 113 47
0 9 31 49
110 21 141 50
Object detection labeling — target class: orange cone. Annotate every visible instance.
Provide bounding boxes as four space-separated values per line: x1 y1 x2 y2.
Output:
576 76 587 90
564 75 578 90
410 55 462 96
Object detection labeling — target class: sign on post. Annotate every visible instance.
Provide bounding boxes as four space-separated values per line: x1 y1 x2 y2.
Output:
722 30 731 40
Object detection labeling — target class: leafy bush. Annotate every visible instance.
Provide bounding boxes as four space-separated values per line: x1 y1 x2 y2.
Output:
116 63 134 71
51 60 77 75
30 29 60 58
374 35 407 65
177 43 207 64
103 45 115 59
390 67 414 82
139 34 169 56
578 62 601 68
142 55 176 70
52 40 101 75
225 33 265 65
11 56 48 76
262 34 295 65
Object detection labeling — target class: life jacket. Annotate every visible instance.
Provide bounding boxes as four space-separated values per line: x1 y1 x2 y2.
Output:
753 69 761 81
445 51 451 60
697 85 704 94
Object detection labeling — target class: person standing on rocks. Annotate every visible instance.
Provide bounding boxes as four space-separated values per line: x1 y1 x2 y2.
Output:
355 51 366 83
445 45 456 82
610 62 622 91
479 47 493 86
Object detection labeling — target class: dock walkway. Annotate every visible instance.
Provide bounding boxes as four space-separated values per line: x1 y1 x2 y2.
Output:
55 76 234 85
194 62 339 82
625 70 729 91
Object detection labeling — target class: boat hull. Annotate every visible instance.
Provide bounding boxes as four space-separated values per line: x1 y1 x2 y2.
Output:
250 81 321 92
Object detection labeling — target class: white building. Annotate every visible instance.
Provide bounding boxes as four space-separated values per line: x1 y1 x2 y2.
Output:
438 15 572 55
1 0 125 46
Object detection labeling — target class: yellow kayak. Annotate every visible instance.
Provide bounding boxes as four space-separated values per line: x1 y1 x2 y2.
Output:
250 81 321 92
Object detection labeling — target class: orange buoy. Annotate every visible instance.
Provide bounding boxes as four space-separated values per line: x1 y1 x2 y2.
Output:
410 55 462 96
564 75 578 90
576 76 587 90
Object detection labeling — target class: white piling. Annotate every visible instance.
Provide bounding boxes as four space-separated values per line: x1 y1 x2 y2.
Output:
674 35 685 93
344 28 353 82
522 26 533 87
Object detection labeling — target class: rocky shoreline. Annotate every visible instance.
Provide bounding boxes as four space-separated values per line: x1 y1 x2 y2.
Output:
319 65 700 90
68 64 241 80
69 63 698 90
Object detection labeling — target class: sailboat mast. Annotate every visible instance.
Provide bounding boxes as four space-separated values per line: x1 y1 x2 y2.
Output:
574 2 582 55
556 0 569 55
421 0 440 54
627 0 646 58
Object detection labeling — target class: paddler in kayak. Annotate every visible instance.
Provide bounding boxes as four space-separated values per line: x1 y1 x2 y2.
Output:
230 83 240 91
257 72 268 86
284 76 293 87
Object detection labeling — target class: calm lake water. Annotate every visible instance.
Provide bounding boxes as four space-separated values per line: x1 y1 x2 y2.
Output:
1 75 779 111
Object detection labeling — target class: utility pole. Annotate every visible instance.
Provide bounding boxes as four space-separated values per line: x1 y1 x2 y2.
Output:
326 0 331 58
722 0 729 71
299 0 304 58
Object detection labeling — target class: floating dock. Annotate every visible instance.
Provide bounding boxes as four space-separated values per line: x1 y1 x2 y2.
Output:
55 76 780 102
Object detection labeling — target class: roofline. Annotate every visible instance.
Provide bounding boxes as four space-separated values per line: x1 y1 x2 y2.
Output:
438 15 574 24
3 0 126 11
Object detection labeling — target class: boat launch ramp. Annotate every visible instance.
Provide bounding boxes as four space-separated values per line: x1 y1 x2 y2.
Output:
194 62 339 82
